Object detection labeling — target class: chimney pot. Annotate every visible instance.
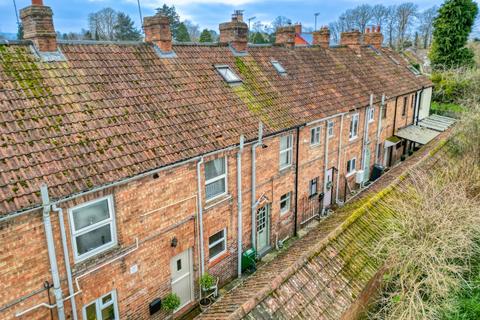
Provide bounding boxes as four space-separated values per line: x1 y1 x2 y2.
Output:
20 1 57 52
143 14 173 53
364 25 384 49
294 24 302 34
219 11 249 52
366 27 370 34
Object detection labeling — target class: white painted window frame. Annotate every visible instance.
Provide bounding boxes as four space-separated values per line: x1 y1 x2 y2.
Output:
205 157 228 202
346 157 357 177
310 126 322 146
368 107 375 123
279 135 293 170
208 228 227 261
349 113 360 140
82 290 119 320
271 60 287 75
327 120 334 138
279 192 291 215
69 195 117 263
215 65 242 84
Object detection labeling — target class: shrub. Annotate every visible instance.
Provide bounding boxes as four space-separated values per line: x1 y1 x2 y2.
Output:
162 293 180 312
200 273 216 291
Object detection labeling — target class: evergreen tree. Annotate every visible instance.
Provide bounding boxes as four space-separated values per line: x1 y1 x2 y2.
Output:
114 12 142 41
156 4 181 39
17 23 23 40
251 32 267 44
430 0 478 70
199 29 213 42
176 23 191 42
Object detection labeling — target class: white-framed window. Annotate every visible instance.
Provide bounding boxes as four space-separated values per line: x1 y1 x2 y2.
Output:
309 178 318 197
69 196 117 262
209 229 227 261
346 157 357 176
215 65 242 84
83 290 119 320
310 126 321 146
327 121 334 138
349 113 359 140
279 135 293 169
279 192 291 215
205 157 227 201
367 107 375 123
272 60 287 76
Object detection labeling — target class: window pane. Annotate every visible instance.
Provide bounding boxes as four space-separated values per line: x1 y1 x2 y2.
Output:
272 61 286 74
209 230 225 245
206 179 226 200
72 199 110 231
205 158 225 181
101 304 115 320
86 303 97 320
280 135 292 150
76 224 112 255
102 294 112 305
280 152 290 167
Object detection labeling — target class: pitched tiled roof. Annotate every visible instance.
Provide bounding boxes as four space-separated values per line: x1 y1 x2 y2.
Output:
0 42 431 214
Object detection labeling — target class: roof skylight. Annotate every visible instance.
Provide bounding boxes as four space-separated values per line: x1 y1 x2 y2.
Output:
271 60 287 75
215 65 242 84
408 65 421 76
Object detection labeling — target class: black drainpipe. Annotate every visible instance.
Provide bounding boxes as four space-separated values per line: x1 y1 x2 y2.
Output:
293 125 302 237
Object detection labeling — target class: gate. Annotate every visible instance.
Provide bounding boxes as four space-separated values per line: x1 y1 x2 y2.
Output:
300 194 321 227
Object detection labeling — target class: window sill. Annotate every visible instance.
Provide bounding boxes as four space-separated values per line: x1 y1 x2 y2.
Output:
279 164 292 172
280 209 291 217
346 171 356 178
73 244 122 272
310 143 321 148
349 136 358 142
205 194 232 211
208 251 230 268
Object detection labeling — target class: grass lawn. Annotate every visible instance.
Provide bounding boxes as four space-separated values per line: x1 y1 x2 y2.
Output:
442 249 480 319
431 101 465 113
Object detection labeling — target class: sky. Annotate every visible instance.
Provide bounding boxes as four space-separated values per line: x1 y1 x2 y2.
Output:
0 0 478 36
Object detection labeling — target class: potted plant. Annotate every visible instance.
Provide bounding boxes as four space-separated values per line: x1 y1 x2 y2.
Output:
200 273 216 293
199 273 216 311
162 292 181 316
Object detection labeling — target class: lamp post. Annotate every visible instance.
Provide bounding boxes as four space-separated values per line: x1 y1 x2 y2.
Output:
314 12 320 31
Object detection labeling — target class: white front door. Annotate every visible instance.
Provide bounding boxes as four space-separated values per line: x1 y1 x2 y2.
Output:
256 205 270 255
323 168 334 208
170 249 193 311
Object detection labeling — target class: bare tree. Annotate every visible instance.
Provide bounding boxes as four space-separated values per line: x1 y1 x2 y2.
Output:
272 16 292 29
418 6 438 49
351 4 374 33
89 7 117 40
395 3 418 50
371 4 389 29
183 20 200 42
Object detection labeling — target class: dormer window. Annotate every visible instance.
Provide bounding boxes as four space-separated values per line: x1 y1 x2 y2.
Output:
408 65 421 76
215 65 242 84
271 60 287 76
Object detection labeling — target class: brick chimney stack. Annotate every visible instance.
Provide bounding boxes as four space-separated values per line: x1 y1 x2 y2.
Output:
219 11 249 53
364 26 384 49
143 14 173 53
312 26 330 48
340 29 362 50
275 25 296 48
20 0 57 52
294 24 302 34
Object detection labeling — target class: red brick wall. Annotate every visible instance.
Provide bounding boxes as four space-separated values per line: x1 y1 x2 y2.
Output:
0 92 422 320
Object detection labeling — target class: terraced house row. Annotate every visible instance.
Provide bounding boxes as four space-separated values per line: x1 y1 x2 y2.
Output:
0 1 445 319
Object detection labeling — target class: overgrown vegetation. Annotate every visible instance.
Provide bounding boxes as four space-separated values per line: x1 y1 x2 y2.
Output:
368 67 480 320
